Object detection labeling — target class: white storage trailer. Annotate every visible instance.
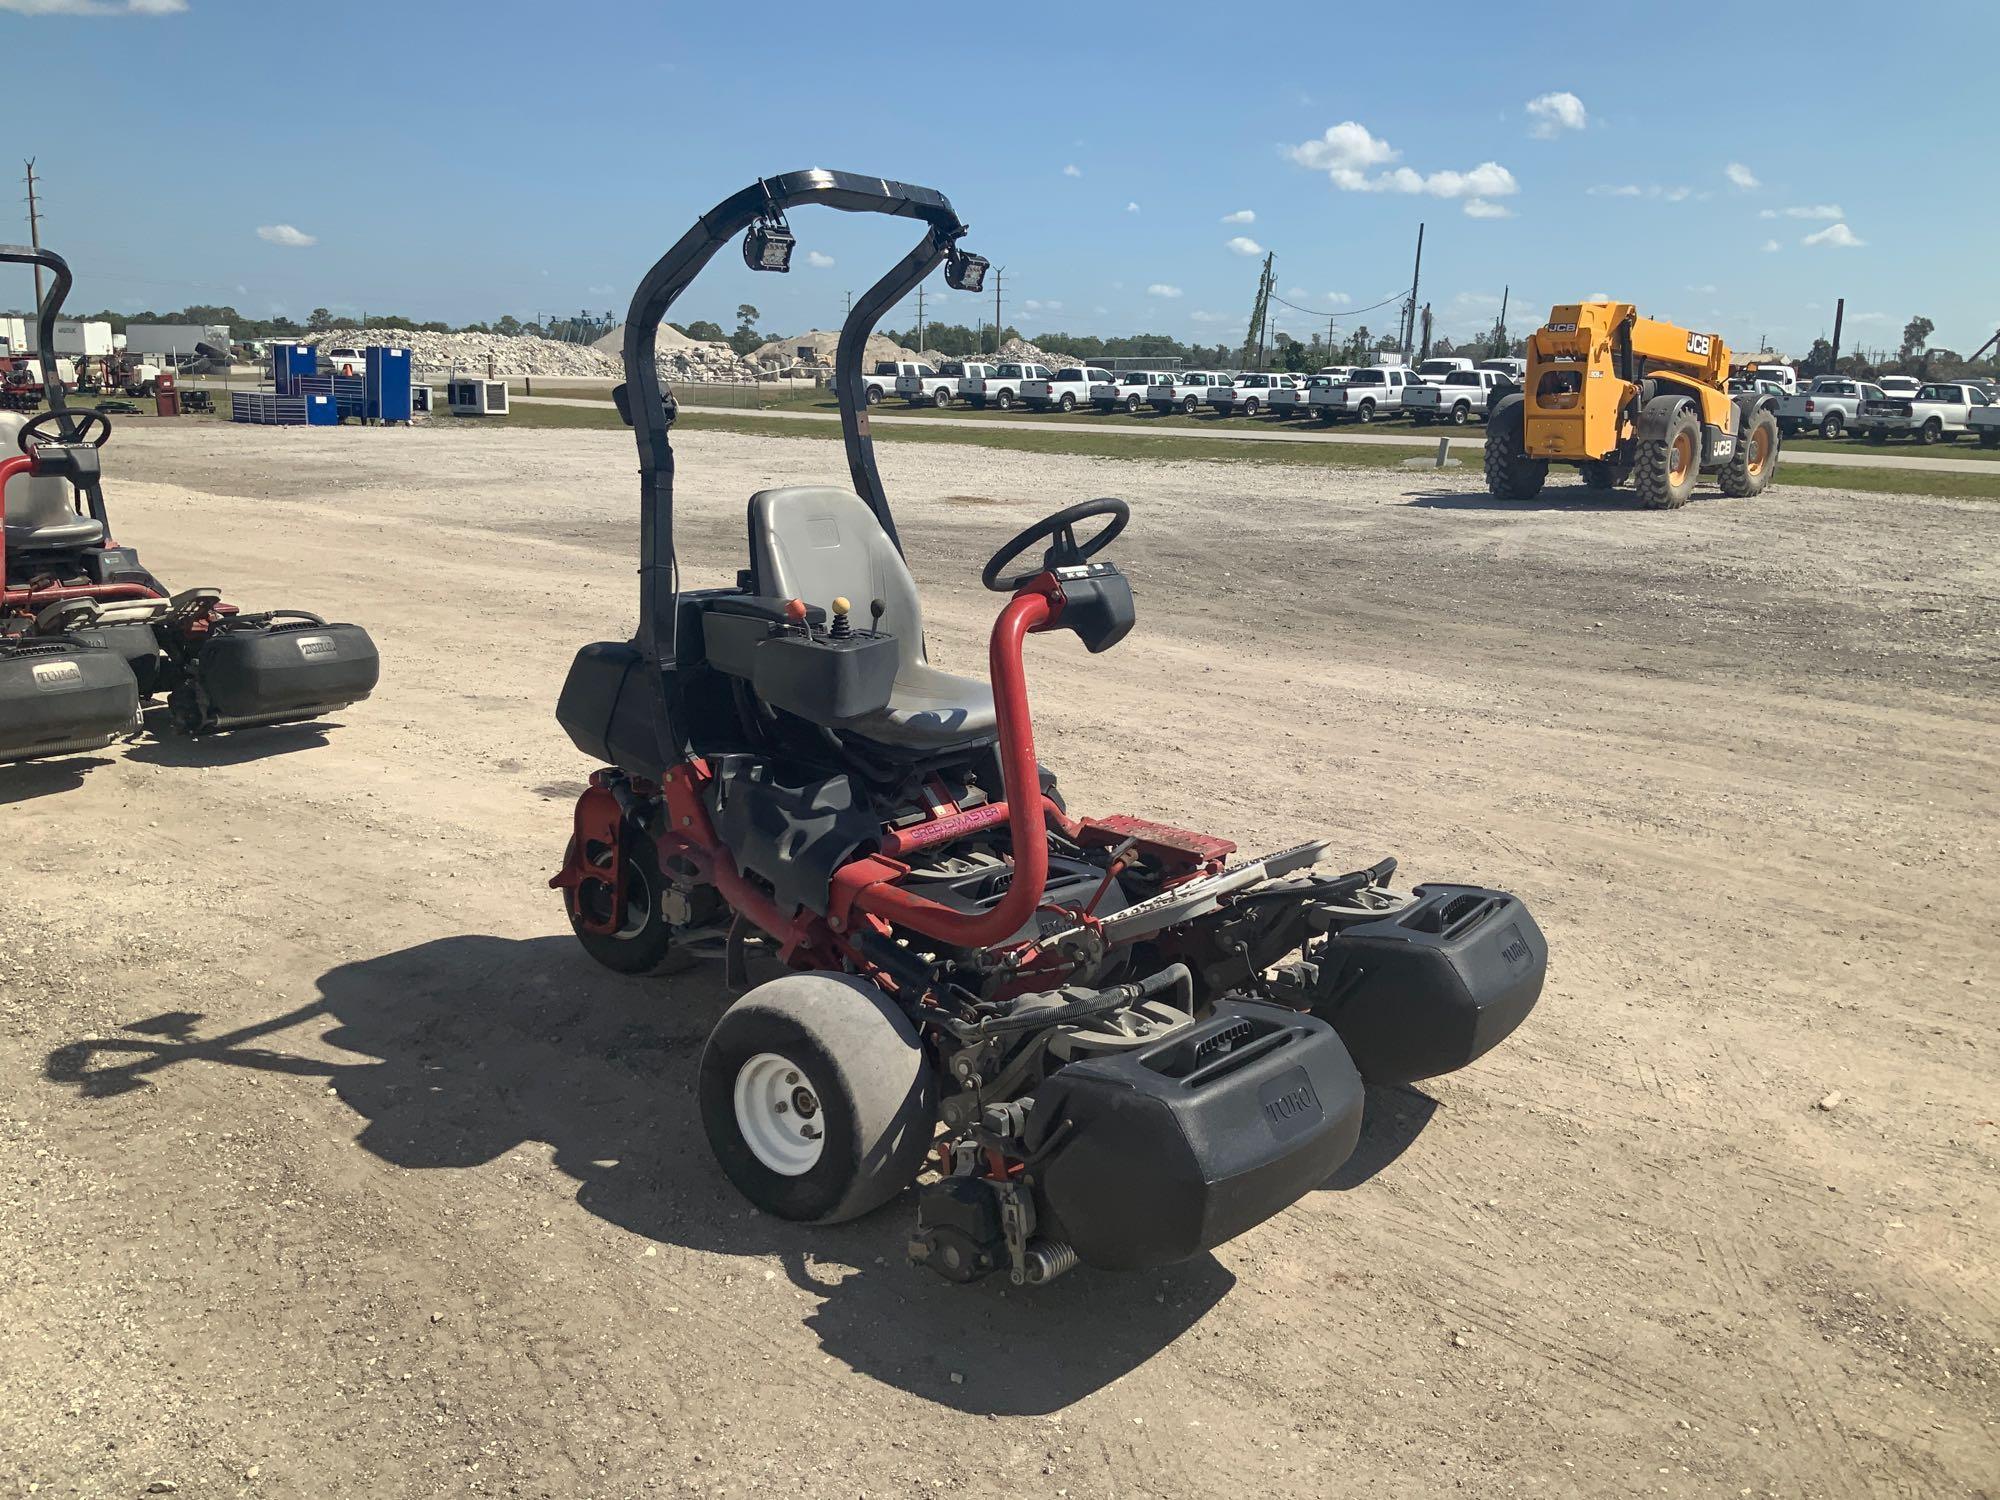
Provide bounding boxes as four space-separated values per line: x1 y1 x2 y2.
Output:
124 322 231 357
15 318 114 356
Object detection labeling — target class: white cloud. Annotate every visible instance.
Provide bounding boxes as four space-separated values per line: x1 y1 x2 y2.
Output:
256 223 316 247
1850 311 1891 323
1758 209 1777 219
1591 183 1693 202
1725 161 1761 189
1 0 186 12
1125 201 1140 213
1687 283 1718 294
1780 203 1843 220
1525 91 1586 138
1190 310 1228 324
1802 222 1864 248
1146 283 1182 298
1586 293 1612 303
1287 124 1521 202
1022 299 1063 313
1061 163 1082 178
1463 198 1513 219
1225 236 1264 256
1221 209 1256 224
1663 186 1692 203
1453 291 1502 311
804 250 834 268
1760 239 1781 253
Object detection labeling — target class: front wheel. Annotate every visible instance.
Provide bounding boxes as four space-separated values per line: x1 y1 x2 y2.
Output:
1482 396 1547 501
1635 404 1701 509
1718 407 1780 498
698 973 937 1224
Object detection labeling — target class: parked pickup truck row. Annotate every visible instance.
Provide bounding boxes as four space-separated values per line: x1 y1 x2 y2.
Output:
1403 368 1514 425
1853 381 1995 444
1775 377 1885 439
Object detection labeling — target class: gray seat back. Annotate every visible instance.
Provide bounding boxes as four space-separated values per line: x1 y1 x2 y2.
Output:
748 487 926 669
0 411 105 548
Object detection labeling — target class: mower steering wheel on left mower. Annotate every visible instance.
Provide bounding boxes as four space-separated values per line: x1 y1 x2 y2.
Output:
17 407 113 453
982 496 1130 592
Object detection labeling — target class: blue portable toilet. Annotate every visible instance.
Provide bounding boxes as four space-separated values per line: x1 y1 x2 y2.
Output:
305 393 339 426
364 346 413 424
272 342 317 397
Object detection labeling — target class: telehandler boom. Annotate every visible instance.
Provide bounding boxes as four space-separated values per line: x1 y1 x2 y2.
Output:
1484 301 1782 508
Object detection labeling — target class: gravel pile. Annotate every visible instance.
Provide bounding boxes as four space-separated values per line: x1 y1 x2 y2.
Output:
994 337 1078 368
310 327 760 384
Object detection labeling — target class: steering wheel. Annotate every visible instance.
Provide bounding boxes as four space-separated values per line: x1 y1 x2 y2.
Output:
982 497 1130 592
17 408 112 453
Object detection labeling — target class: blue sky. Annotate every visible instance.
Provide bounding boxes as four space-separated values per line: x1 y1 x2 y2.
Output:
5 0 1994 359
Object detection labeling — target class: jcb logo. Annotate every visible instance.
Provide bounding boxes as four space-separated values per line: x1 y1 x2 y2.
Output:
1686 332 1713 356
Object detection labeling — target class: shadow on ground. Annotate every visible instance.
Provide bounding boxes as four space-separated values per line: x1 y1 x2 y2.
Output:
43 932 1245 1415
124 720 335 767
0 754 114 804
1403 488 1649 512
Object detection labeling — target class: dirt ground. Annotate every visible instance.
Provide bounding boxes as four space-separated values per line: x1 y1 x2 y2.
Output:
2 420 1994 1500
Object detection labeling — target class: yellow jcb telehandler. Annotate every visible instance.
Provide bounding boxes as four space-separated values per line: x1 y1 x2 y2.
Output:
1483 302 1782 508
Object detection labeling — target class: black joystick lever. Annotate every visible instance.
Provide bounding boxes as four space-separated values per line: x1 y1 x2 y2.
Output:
829 597 852 639
869 598 886 633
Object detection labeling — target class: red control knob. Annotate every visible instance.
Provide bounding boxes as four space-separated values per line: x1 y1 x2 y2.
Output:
784 598 808 625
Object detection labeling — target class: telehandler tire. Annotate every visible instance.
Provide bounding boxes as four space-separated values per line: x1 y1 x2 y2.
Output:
1718 407 1780 498
1635 404 1701 509
1483 395 1547 501
1578 459 1628 491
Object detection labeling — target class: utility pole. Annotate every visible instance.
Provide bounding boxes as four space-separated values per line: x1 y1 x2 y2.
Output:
915 285 925 354
1402 221 1425 358
1239 251 1274 368
23 158 45 306
1419 303 1433 362
1496 284 1509 356
992 267 1005 355
1830 297 1845 371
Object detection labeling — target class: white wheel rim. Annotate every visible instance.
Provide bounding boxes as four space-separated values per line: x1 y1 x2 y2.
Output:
733 1052 825 1176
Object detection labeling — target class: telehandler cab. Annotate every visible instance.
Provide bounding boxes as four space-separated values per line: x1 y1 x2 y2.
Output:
550 170 1546 1286
1484 301 1782 508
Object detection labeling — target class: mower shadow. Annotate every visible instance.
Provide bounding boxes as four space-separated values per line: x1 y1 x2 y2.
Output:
124 721 336 767
0 754 114 804
1323 1084 1441 1191
41 932 1232 1417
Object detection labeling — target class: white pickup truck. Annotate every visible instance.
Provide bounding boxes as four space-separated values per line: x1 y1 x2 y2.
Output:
1854 380 1993 444
1022 365 1114 412
1401 367 1511 425
892 362 960 407
1413 356 1475 386
863 361 924 404
1091 370 1175 413
1478 357 1526 383
1206 372 1297 417
958 361 1050 410
1144 371 1228 414
1310 364 1420 423
1968 400 2000 448
1268 371 1347 418
1776 377 1884 439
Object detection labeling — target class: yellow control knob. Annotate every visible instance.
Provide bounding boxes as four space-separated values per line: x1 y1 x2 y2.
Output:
831 596 851 615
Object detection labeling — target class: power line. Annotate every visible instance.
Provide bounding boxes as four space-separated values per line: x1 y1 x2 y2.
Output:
1269 287 1407 320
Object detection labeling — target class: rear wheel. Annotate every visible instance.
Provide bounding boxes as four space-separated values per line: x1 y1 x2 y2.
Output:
1819 412 1844 439
1124 394 1141 414
1482 396 1547 501
865 385 883 405
563 834 679 976
1635 404 1701 509
1413 413 1433 426
1356 400 1376 423
1181 395 1198 414
932 387 950 408
698 973 937 1224
1719 408 1780 498
1866 427 1887 443
1242 396 1261 416
995 389 1016 411
1918 418 1942 445
1577 459 1628 491
1980 429 1999 449
1058 392 1076 413
1450 402 1472 426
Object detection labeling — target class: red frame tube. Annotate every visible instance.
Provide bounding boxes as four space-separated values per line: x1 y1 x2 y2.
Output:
0 450 162 611
852 585 1058 948
0 454 29 589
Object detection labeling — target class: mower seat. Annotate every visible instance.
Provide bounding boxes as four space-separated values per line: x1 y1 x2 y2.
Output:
747 486 996 753
0 412 104 549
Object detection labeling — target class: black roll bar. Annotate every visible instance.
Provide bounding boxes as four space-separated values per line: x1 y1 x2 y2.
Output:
1 241 79 428
618 169 970 684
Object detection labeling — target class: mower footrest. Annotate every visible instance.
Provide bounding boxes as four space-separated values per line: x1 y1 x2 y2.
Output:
1308 884 1545 1085
1026 1000 1363 1271
0 639 139 762
191 620 379 731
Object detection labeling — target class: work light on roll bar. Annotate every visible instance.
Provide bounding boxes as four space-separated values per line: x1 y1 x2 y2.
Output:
742 213 796 273
945 247 989 293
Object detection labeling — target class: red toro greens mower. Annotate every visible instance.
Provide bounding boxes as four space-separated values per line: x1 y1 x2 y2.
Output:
0 244 378 765
551 172 1545 1286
